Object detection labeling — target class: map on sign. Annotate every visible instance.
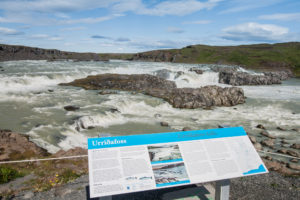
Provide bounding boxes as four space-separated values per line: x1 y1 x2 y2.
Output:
87 127 268 198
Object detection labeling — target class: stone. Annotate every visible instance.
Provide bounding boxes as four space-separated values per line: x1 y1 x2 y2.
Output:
256 124 265 129
290 158 299 163
290 143 300 150
23 191 34 199
264 156 273 161
108 108 120 113
260 130 276 139
253 142 262 150
263 159 300 176
64 105 80 111
48 89 54 92
287 163 300 171
87 126 95 129
248 135 256 143
291 128 300 132
286 150 299 158
160 122 169 127
281 139 289 144
182 127 192 131
154 113 162 118
189 67 203 74
99 90 118 95
261 139 275 148
276 126 286 131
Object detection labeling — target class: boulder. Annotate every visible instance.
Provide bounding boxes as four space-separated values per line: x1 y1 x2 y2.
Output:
276 126 287 131
189 67 203 74
160 122 169 127
290 143 300 150
260 130 276 139
61 74 246 109
182 127 192 131
99 90 118 95
256 124 265 129
64 105 80 111
108 108 120 113
261 139 275 148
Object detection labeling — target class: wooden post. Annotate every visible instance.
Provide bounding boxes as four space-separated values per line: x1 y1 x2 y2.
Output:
215 179 230 200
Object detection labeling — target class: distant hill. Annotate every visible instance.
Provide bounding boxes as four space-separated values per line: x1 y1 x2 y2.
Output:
126 42 300 77
0 44 105 62
1 42 300 77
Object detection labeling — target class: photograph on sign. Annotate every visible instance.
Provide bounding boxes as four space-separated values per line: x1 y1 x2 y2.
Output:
148 143 183 164
152 162 190 187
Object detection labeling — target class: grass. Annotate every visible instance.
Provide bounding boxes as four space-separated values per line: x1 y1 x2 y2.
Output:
0 166 25 184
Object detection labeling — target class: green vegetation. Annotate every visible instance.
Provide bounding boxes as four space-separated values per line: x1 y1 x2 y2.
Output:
0 166 24 184
101 42 300 77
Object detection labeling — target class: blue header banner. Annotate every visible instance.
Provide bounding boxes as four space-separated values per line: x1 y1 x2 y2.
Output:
87 127 247 150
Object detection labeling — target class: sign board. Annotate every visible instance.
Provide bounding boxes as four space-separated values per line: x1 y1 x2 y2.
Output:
88 127 268 198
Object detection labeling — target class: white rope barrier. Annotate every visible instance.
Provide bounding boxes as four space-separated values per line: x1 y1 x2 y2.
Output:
0 150 298 165
0 154 88 164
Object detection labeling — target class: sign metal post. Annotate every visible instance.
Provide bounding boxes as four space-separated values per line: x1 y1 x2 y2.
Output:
215 179 230 200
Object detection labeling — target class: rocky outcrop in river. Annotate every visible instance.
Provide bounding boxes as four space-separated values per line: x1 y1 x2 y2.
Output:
61 74 246 109
211 66 293 86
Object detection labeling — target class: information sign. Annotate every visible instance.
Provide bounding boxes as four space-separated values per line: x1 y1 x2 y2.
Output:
88 127 268 198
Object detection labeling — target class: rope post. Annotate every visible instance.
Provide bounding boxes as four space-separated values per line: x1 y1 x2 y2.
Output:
215 179 230 200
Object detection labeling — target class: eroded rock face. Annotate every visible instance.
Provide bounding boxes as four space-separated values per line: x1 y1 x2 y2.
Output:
218 70 292 86
0 129 49 161
60 74 176 91
61 74 246 109
146 86 245 109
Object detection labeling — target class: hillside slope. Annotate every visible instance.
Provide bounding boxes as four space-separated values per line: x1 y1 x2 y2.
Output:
0 44 104 61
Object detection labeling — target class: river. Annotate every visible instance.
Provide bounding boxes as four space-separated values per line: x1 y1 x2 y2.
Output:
0 60 299 153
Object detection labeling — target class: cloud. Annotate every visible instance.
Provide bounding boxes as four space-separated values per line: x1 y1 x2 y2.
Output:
0 0 222 25
0 27 23 35
136 0 222 16
167 27 185 33
115 37 130 42
91 35 111 39
182 20 211 24
31 34 63 41
222 22 289 42
259 13 300 21
61 14 123 24
220 0 283 14
61 26 86 31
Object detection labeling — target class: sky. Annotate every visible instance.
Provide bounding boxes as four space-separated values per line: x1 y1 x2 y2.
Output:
0 0 300 53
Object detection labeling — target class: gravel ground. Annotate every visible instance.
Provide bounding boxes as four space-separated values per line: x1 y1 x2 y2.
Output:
3 171 299 200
